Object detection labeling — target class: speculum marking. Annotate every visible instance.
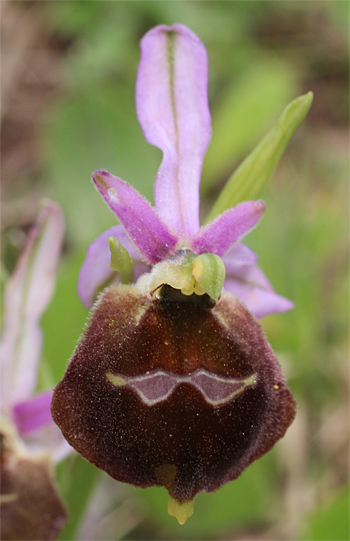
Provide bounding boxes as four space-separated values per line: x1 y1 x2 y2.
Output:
106 369 257 406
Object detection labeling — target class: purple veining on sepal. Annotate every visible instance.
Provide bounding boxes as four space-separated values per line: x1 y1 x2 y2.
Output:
78 225 149 307
224 265 294 318
93 171 179 264
136 24 211 239
192 201 265 257
12 390 54 435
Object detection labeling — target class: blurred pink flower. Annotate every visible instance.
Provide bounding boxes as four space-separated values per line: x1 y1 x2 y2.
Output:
1 202 72 539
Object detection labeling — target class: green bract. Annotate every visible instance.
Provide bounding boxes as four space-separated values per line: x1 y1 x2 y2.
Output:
108 236 135 284
206 92 313 222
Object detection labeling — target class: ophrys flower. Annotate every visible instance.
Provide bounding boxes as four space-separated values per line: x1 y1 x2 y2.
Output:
52 24 296 524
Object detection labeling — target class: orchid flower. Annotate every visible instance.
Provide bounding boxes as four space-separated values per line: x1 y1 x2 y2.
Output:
1 202 71 540
52 24 297 525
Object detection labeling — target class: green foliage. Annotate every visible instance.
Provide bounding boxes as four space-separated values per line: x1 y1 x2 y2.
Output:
201 58 299 192
302 488 350 541
206 92 313 221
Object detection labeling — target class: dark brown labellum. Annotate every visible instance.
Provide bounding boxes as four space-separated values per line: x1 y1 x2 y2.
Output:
52 284 296 504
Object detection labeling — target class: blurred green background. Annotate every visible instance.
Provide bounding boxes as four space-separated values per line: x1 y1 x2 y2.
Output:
1 1 349 540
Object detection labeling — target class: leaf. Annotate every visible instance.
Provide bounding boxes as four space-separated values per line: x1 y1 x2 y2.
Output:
201 59 298 192
206 92 313 222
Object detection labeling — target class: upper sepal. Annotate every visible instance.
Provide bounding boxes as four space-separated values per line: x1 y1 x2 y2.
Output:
136 24 211 239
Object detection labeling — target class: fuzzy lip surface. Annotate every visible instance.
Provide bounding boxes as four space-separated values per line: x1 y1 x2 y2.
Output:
51 285 296 503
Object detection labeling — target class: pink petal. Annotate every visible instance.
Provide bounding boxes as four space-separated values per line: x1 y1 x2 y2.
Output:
12 391 73 462
224 265 294 318
93 171 179 264
1 203 64 408
192 201 265 256
24 421 74 463
12 390 54 435
78 225 149 308
136 24 211 239
223 243 258 269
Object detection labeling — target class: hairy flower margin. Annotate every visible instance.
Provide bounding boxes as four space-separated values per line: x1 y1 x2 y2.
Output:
52 24 299 525
1 203 71 540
